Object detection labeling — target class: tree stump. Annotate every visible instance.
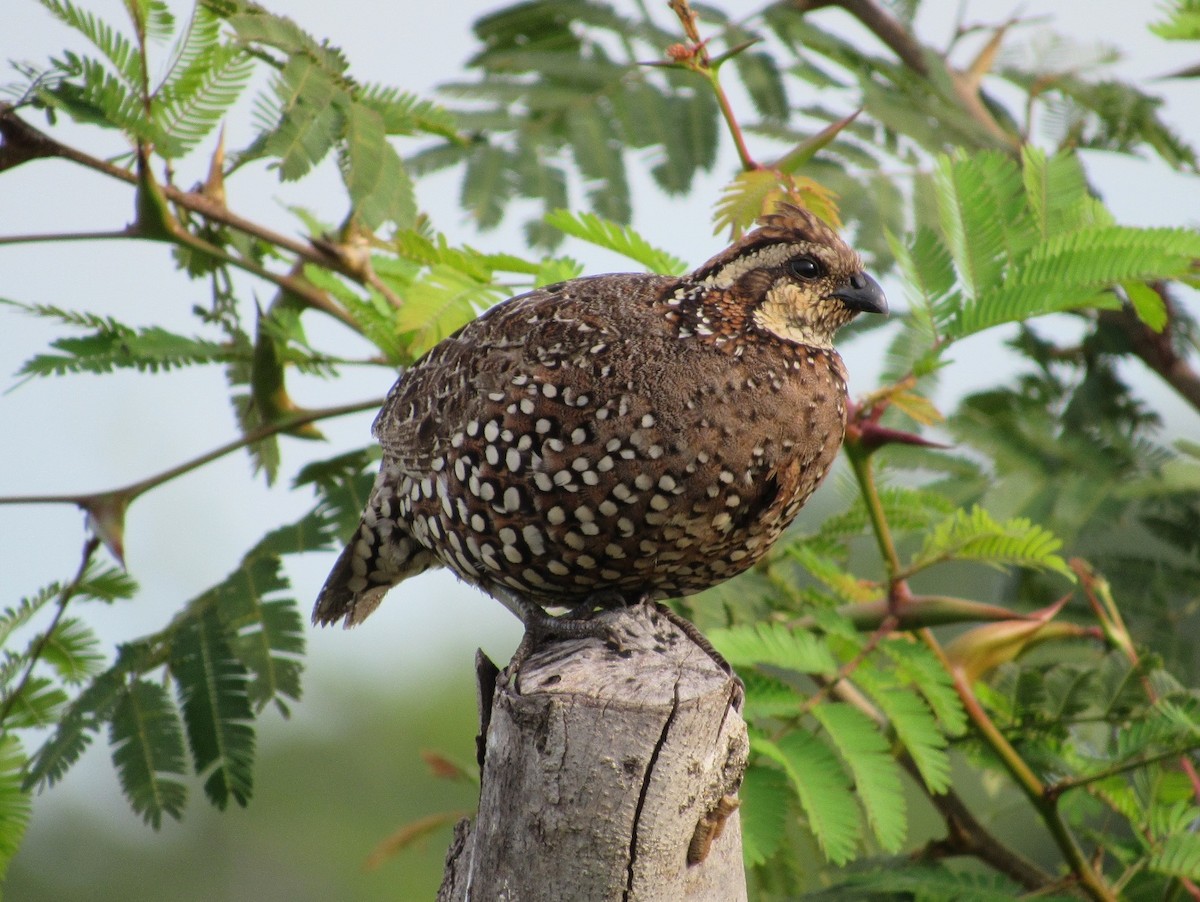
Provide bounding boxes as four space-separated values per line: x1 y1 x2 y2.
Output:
439 601 748 902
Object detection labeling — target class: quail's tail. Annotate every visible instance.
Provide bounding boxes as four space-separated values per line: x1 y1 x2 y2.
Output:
312 514 435 628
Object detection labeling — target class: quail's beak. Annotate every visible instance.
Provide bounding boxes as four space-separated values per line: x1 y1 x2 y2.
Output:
832 272 888 315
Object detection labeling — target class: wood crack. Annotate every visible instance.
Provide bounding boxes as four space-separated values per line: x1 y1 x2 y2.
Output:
624 675 682 900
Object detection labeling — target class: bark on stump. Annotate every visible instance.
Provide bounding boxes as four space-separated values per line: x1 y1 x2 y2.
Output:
439 602 748 902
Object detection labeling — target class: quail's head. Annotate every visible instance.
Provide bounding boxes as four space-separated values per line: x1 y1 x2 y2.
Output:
693 203 888 349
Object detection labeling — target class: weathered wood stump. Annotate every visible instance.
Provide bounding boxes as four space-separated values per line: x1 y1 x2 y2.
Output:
439 602 748 902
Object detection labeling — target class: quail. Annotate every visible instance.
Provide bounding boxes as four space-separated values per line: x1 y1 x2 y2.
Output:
313 204 887 636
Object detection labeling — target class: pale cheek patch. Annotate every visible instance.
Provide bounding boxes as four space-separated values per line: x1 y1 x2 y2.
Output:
753 284 839 349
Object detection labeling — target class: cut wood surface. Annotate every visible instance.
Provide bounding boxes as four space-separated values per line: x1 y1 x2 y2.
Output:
439 602 748 902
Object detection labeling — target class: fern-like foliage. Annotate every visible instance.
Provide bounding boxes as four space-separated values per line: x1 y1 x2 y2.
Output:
16 509 327 828
543 210 687 275
888 148 1200 377
5 301 236 379
909 504 1074 579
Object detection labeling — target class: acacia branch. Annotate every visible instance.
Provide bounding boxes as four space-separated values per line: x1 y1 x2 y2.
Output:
0 397 383 509
0 104 405 317
1099 286 1200 416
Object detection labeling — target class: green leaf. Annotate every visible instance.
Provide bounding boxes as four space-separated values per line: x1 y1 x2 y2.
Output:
5 301 234 379
948 281 1118 340
109 680 188 828
0 583 60 653
36 0 142 89
910 505 1074 579
872 687 951 793
171 609 255 809
461 142 516 229
932 151 1029 300
1021 147 1094 239
1152 833 1200 881
879 640 968 737
1124 280 1168 331
259 54 346 181
544 210 686 275
708 623 837 676
396 265 505 357
40 618 104 684
886 226 958 332
739 764 789 866
1 677 68 729
357 82 459 139
734 51 789 123
23 656 134 791
812 703 906 852
756 731 860 864
0 736 31 879
712 170 785 238
341 103 416 229
152 5 253 157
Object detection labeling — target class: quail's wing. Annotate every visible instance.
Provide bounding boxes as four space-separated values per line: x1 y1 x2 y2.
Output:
372 275 675 472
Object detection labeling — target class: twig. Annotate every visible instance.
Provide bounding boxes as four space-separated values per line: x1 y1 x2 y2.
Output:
0 397 383 508
0 104 405 317
0 536 101 727
666 0 759 171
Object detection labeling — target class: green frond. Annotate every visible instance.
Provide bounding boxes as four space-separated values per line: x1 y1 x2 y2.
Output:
1152 0 1200 40
0 583 61 653
36 0 142 89
811 703 906 852
37 51 151 140
395 265 505 357
1021 147 1092 238
932 151 1029 299
257 55 347 181
707 623 837 677
154 40 253 158
879 639 968 736
22 650 142 792
885 225 958 334
713 170 787 238
0 736 31 880
909 505 1074 579
340 103 416 229
10 302 234 378
862 682 952 793
461 143 518 230
1152 833 1200 881
1012 226 1200 292
357 83 459 139
544 210 686 275
170 609 255 809
109 680 188 828
1 677 67 729
39 618 104 685
756 731 860 864
948 281 1117 340
740 764 790 867
214 1 350 77
77 561 138 602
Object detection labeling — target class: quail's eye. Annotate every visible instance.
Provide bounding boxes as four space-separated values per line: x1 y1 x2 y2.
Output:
788 256 822 281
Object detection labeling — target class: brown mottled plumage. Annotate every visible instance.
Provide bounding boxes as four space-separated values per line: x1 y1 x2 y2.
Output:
314 205 886 628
